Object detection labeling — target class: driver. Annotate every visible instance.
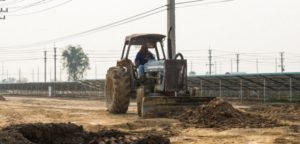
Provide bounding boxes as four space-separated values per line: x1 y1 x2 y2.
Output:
135 44 155 77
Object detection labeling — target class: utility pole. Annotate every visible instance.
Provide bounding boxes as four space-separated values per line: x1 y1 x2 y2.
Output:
236 53 240 72
167 0 176 58
60 65 62 81
37 67 39 82
44 51 47 82
95 65 97 79
50 66 52 82
214 60 217 75
280 52 285 73
6 69 8 79
207 49 213 75
230 59 233 73
219 62 222 74
19 68 21 82
256 59 258 73
54 47 57 82
32 69 34 82
1 62 3 81
275 58 278 72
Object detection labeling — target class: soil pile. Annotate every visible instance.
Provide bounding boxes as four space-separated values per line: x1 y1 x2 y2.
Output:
177 98 282 128
0 131 33 144
0 123 170 144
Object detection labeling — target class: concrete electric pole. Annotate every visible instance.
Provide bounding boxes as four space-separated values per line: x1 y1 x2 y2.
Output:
280 52 285 73
18 68 21 82
275 58 278 72
214 60 217 75
256 59 258 73
95 65 97 79
37 67 39 82
32 69 34 82
44 51 47 82
54 47 57 82
236 53 240 72
167 0 176 58
230 59 233 73
208 49 213 75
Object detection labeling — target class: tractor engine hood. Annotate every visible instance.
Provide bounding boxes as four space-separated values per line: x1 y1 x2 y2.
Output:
144 60 165 72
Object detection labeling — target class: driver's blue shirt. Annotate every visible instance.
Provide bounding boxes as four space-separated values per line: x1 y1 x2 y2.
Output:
135 51 154 66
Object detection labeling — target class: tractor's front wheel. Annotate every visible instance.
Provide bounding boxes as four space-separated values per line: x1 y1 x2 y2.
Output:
105 66 131 114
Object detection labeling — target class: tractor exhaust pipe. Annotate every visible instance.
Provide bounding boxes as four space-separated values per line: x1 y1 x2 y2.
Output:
167 27 173 60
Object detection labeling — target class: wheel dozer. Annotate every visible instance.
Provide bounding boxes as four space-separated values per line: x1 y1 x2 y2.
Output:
104 33 214 118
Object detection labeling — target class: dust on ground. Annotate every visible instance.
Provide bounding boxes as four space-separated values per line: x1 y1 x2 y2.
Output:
0 95 300 144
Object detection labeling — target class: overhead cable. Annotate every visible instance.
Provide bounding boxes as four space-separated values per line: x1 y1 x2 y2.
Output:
0 4 167 49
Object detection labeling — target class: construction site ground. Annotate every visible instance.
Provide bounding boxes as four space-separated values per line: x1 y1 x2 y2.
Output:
0 95 300 144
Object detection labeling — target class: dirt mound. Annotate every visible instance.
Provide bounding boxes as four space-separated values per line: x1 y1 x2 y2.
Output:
3 123 87 144
176 98 282 129
0 123 170 144
0 131 33 144
0 95 6 101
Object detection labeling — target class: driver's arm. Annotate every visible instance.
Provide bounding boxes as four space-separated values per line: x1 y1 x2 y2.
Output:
135 52 142 66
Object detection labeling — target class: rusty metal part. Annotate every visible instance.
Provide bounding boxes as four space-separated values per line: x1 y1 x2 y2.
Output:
137 87 214 118
141 96 214 118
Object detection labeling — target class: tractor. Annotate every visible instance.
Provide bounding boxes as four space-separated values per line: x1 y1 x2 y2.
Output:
104 33 213 117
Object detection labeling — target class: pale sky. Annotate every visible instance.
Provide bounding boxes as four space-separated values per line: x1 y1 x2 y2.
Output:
0 0 300 81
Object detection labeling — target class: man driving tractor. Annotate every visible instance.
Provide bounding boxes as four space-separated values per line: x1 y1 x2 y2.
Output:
134 44 155 77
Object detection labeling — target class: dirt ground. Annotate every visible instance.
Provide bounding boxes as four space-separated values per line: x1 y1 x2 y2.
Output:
0 95 299 144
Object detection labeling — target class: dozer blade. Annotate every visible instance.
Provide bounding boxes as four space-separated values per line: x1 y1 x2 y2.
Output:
141 96 215 118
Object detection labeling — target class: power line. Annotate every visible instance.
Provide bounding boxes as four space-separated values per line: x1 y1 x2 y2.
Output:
0 58 42 62
8 0 72 16
176 0 234 8
0 0 25 7
0 0 235 49
8 0 53 10
0 4 167 49
176 0 205 5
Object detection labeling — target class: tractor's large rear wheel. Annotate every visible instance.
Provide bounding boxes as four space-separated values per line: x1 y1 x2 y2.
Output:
105 66 131 114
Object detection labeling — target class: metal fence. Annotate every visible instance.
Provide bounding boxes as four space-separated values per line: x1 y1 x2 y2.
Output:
0 72 300 102
188 72 300 102
0 80 104 97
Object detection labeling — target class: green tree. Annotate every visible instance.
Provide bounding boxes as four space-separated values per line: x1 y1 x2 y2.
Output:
62 45 90 81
